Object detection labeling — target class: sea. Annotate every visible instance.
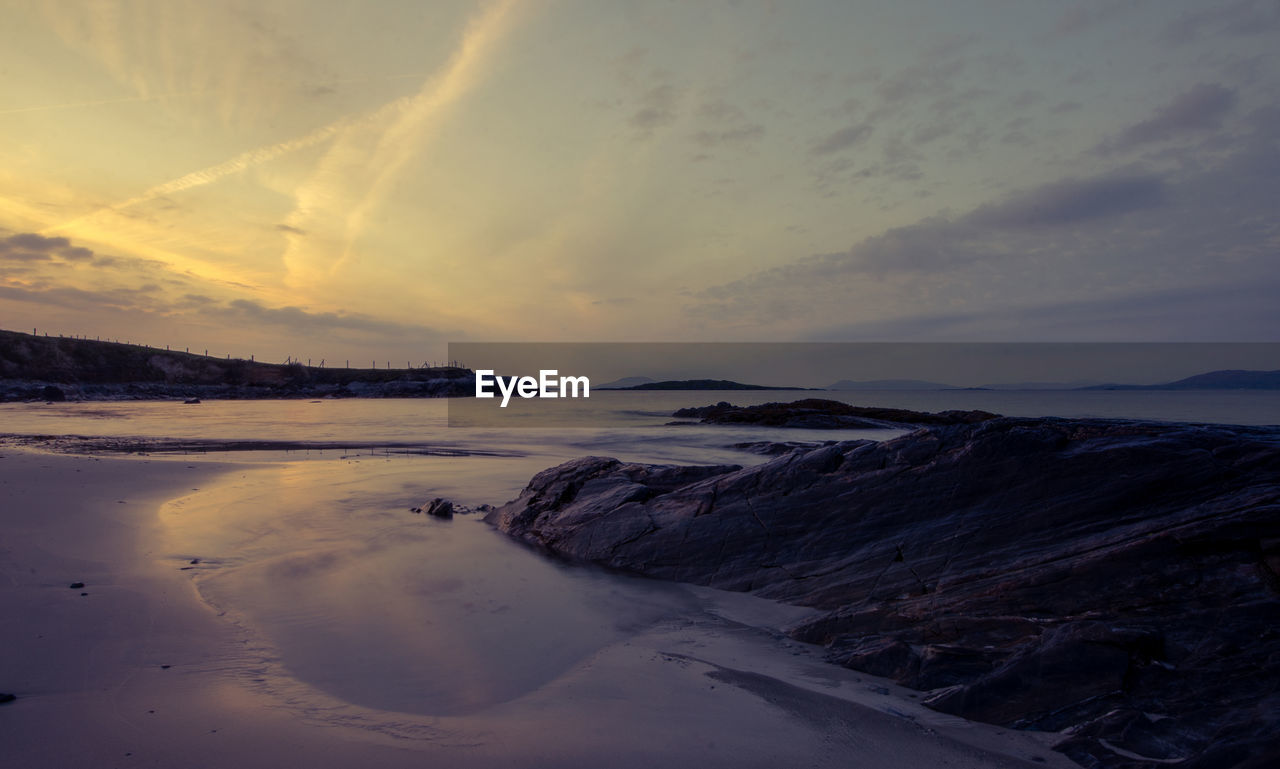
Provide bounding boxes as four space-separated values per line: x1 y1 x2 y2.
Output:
2 387 1277 449
2 389 1276 720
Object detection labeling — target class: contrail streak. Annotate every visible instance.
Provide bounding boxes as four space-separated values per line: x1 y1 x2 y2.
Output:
37 0 525 296
0 72 429 116
341 0 521 265
43 115 356 235
34 72 443 232
282 0 523 279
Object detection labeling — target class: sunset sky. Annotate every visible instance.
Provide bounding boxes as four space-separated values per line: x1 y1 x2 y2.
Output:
1 1 1278 364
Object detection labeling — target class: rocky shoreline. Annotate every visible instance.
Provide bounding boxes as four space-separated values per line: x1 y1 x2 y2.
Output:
486 417 1280 768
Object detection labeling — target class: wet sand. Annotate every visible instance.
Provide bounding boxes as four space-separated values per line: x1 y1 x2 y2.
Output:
0 447 1074 768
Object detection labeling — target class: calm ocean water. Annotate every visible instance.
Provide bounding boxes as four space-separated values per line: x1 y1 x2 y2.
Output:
2 388 1276 446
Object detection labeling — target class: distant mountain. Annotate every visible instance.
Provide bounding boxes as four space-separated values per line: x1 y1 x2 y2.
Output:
595 376 657 389
826 379 954 391
1162 370 1280 389
623 379 806 391
826 370 1280 392
1082 369 1280 391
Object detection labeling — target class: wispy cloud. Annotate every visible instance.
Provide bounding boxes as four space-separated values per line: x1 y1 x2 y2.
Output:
722 170 1169 282
810 124 874 156
0 283 446 345
217 298 444 340
969 175 1166 228
0 232 95 261
1164 0 1280 44
806 278 1280 342
33 0 331 128
629 84 681 135
1098 83 1238 153
281 0 523 283
0 281 169 313
690 107 1280 336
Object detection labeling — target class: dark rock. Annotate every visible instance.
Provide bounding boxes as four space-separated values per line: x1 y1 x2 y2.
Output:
421 497 487 518
0 692 15 704
40 384 65 402
922 622 1161 726
487 457 742 561
424 498 454 518
672 400 734 418
672 398 999 428
183 397 201 404
68 582 84 589
487 417 1280 768
911 644 1001 690
827 636 920 681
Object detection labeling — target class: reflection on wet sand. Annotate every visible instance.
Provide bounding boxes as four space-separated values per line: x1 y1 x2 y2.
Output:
160 457 708 714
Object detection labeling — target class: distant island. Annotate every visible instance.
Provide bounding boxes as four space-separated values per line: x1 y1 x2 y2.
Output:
607 379 808 391
1082 369 1280 390
0 328 472 401
594 376 656 389
827 370 1280 391
616 370 1280 393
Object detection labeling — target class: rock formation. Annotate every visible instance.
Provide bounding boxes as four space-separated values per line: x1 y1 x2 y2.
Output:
487 417 1280 768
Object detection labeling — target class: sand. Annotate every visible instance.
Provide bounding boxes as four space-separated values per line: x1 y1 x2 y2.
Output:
0 447 1075 768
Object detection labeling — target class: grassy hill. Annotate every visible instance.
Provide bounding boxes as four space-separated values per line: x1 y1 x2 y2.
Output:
0 328 471 399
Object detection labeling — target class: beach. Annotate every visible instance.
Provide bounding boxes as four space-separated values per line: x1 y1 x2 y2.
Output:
1 444 1072 768
3 392 1276 767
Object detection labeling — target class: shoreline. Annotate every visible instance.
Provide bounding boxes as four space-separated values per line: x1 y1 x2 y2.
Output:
2 446 1073 768
486 417 1280 767
1 433 521 457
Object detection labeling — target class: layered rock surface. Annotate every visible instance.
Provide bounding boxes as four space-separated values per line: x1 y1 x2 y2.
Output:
486 417 1280 768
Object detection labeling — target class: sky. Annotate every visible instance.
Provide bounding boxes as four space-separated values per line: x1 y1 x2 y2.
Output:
1 0 1278 365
